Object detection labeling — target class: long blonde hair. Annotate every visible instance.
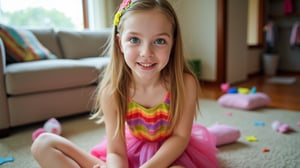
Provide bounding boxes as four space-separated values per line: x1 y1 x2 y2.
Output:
92 0 200 137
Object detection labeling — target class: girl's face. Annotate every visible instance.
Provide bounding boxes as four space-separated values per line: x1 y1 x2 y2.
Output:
118 9 174 81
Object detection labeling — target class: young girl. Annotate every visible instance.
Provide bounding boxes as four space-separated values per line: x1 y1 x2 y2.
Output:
31 0 220 167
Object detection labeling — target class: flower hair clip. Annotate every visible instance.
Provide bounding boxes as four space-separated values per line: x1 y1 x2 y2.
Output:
114 0 133 26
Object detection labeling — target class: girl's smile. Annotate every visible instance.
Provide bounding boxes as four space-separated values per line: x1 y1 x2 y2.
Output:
137 62 157 70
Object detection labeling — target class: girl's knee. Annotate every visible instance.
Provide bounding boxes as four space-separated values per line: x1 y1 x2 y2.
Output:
31 133 57 157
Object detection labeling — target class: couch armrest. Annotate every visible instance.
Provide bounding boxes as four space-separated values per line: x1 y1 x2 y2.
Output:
0 37 10 133
0 38 6 73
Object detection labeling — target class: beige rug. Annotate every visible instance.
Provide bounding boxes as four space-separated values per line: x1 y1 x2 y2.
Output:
1 99 300 168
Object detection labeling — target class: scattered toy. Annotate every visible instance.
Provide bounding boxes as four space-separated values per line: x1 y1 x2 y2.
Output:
238 87 249 94
262 148 270 153
220 83 230 93
43 118 62 135
246 135 258 142
249 86 257 94
253 121 265 126
220 83 257 94
32 118 62 141
227 87 238 94
225 112 232 116
0 156 14 165
297 121 300 127
272 120 294 133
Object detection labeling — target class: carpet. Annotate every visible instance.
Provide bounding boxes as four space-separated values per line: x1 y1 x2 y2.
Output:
1 99 300 168
267 76 297 84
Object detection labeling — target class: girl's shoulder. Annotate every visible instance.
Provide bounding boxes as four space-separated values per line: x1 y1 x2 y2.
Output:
183 73 198 87
100 86 113 99
100 86 116 110
182 73 199 97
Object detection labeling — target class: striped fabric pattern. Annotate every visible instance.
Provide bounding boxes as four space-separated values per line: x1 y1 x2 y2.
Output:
0 24 56 62
126 94 172 141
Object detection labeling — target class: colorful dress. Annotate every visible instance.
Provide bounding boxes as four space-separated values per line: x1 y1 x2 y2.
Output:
90 92 219 168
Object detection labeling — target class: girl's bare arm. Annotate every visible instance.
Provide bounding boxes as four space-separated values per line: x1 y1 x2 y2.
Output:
101 89 129 168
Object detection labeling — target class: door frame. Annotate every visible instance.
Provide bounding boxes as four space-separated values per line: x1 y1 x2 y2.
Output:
216 0 227 83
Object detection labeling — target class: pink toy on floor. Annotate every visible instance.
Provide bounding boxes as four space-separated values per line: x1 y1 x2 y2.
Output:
32 118 62 141
272 120 294 133
220 83 230 93
208 123 241 146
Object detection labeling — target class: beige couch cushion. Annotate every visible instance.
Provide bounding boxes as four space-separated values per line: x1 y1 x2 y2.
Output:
5 59 100 95
8 86 96 126
79 57 110 70
30 28 63 58
57 29 111 59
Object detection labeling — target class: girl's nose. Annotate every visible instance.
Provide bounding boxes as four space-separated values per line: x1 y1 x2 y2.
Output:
141 43 153 57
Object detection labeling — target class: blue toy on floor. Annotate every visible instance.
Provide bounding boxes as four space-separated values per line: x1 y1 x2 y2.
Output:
0 156 14 165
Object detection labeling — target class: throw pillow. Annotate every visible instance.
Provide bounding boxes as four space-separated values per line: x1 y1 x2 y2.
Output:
217 92 271 110
0 24 56 63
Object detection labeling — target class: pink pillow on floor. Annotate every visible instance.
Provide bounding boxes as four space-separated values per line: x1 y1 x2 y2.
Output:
208 124 241 146
218 92 270 110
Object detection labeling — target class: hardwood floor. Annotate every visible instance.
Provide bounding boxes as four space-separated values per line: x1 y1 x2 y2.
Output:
199 72 300 112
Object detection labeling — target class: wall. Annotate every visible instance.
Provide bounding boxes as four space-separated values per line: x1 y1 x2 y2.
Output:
247 0 260 45
88 0 120 30
246 0 264 76
171 0 217 81
226 0 249 83
247 48 263 75
174 0 256 83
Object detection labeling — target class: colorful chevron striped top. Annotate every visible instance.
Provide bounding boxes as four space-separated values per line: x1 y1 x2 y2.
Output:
126 92 172 142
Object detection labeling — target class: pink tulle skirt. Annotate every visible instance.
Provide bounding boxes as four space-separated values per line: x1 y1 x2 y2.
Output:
90 124 219 168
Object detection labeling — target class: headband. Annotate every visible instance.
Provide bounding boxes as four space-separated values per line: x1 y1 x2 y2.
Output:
114 0 133 26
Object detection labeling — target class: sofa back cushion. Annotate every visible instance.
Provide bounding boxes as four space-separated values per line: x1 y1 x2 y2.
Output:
57 29 111 59
31 28 63 58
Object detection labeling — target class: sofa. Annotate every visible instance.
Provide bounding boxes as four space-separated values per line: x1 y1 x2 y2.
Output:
0 26 111 137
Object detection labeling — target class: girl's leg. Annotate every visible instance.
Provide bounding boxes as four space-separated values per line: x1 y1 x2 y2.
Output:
31 133 105 168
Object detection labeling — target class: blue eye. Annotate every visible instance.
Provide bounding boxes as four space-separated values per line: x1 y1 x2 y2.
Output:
155 38 166 45
129 37 140 44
